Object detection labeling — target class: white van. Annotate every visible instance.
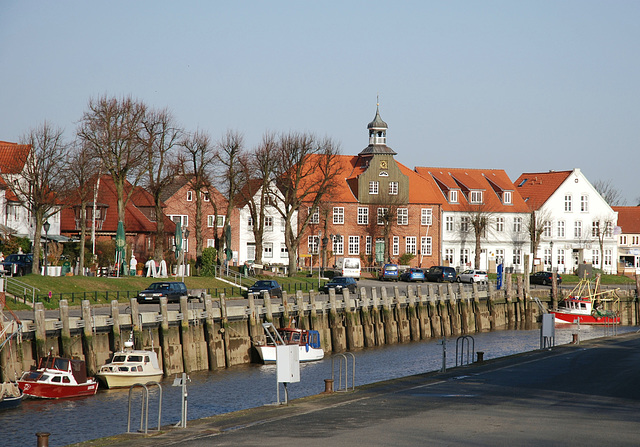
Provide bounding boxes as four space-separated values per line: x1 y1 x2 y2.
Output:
335 257 361 280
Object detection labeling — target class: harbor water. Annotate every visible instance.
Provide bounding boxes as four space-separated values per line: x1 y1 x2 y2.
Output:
1 324 635 447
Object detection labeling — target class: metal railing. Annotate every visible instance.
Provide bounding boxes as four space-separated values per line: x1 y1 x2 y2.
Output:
455 335 475 367
331 353 356 392
127 382 162 435
5 277 40 305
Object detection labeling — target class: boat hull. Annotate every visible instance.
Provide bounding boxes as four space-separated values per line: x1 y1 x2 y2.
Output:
96 372 164 389
257 345 324 363
551 311 620 325
18 380 98 399
0 394 23 410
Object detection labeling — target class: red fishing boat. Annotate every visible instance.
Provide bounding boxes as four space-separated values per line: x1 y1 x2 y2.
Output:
550 277 620 325
18 355 98 399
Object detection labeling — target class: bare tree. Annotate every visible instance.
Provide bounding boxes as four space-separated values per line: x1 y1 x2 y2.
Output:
273 132 341 276
140 108 183 261
11 122 69 275
66 140 101 275
458 203 497 270
78 95 147 231
591 215 616 270
238 133 278 265
593 179 627 206
526 209 551 271
179 129 216 262
215 130 245 263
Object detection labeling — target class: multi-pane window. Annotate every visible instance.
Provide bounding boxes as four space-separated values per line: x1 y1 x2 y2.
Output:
365 236 372 255
606 222 613 237
592 221 599 237
377 208 388 225
397 208 408 225
543 221 551 237
247 244 256 261
348 236 359 255
461 216 470 232
308 207 319 224
369 181 379 194
446 216 454 231
460 248 470 266
308 236 319 254
444 248 455 264
264 216 273 231
388 181 398 195
469 190 483 204
495 249 505 265
264 243 273 258
392 236 400 256
580 195 588 212
207 215 215 227
280 244 288 255
247 215 254 228
574 221 582 238
513 217 522 233
557 249 565 265
357 207 368 225
421 236 432 255
207 239 215 248
558 221 565 238
333 207 344 224
633 236 639 245
496 217 504 232
620 235 628 245
449 190 458 203
592 249 600 267
503 191 512 204
421 208 432 225
280 217 286 232
333 235 344 255
544 249 551 267
604 249 612 267
564 194 572 212
513 249 521 265
406 236 417 255
170 215 188 227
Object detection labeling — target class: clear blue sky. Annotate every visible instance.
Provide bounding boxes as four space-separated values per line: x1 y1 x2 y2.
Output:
1 1 639 204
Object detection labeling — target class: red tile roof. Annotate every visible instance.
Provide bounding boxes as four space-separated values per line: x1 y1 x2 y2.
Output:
415 167 529 212
0 141 30 174
513 171 572 210
612 206 640 234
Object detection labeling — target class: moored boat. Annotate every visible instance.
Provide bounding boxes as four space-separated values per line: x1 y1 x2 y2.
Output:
17 355 98 399
0 382 23 410
95 340 163 388
255 325 324 363
551 276 620 325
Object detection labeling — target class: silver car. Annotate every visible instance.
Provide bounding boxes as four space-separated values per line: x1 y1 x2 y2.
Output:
456 269 488 283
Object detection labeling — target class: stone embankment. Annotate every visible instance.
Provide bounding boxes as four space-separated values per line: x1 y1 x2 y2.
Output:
1 274 637 379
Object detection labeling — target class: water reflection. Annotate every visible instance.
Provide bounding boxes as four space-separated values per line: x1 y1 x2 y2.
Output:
1 324 635 447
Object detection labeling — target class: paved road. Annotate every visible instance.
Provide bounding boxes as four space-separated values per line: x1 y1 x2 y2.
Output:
71 332 640 447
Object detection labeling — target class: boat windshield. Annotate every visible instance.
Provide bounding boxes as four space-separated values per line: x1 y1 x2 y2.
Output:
112 355 127 362
23 371 48 381
41 357 69 371
128 355 143 362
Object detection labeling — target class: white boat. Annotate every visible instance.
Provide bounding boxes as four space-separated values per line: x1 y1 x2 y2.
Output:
95 339 163 388
255 325 324 363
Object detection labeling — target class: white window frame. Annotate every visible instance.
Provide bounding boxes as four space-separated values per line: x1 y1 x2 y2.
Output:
357 207 369 225
496 217 504 232
469 190 483 204
397 208 408 225
388 181 398 195
543 221 551 237
421 208 432 226
333 207 344 225
308 236 319 254
377 208 388 225
580 194 588 212
392 236 400 256
421 236 432 256
264 216 273 232
170 215 188 227
333 235 344 255
308 207 319 224
444 248 455 264
207 215 215 227
513 217 522 233
186 190 193 201
264 242 273 258
558 220 566 238
503 191 512 204
574 221 582 238
369 181 379 195
461 216 470 232
365 236 372 255
449 190 458 203
348 236 360 255
564 194 572 212
445 216 454 231
406 236 417 255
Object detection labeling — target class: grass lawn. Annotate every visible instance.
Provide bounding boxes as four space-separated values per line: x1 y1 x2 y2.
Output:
3 273 326 310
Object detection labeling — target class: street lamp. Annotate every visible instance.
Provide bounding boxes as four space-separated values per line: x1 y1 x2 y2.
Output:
182 228 190 282
550 240 554 272
43 221 50 276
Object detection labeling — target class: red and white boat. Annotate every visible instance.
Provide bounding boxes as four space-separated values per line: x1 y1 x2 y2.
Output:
18 355 98 399
255 323 324 363
551 277 620 325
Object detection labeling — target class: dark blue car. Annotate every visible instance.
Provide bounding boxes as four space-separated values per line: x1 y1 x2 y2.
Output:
379 264 399 281
400 268 425 282
248 280 282 298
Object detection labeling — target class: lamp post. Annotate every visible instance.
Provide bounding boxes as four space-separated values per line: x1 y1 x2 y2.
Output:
43 221 50 276
550 240 554 272
318 231 322 290
182 228 190 282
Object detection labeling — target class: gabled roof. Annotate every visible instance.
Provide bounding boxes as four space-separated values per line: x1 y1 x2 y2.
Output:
514 170 573 210
162 175 227 209
612 206 640 234
0 141 30 174
415 167 529 212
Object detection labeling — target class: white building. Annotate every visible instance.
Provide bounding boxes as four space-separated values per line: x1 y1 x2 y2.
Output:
515 169 618 275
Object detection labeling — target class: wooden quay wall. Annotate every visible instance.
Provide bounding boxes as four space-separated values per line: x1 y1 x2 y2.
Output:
1 275 637 380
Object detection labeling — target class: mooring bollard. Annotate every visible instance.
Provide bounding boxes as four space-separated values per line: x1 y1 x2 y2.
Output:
324 379 334 393
572 333 579 344
476 351 484 363
36 432 50 447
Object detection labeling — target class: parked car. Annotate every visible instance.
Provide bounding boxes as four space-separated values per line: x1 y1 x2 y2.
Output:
379 264 400 281
399 268 425 282
248 280 282 298
456 269 488 284
324 276 358 294
530 271 562 286
424 266 457 283
1 254 33 276
137 281 188 303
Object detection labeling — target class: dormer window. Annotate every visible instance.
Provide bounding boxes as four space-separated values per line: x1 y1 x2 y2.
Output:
469 191 483 204
449 190 458 203
503 191 512 204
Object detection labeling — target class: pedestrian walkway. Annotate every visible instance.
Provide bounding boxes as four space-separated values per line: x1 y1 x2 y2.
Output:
72 332 640 447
